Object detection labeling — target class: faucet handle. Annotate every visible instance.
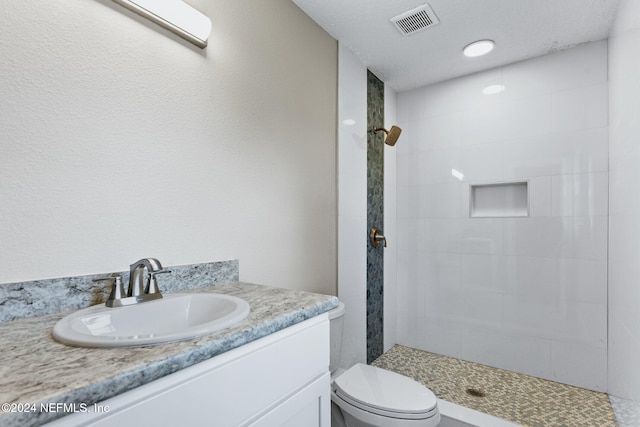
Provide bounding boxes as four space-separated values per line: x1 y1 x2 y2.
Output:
370 227 387 248
145 270 171 295
94 274 125 307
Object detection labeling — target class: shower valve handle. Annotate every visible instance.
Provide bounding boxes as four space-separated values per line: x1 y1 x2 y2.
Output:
370 228 387 248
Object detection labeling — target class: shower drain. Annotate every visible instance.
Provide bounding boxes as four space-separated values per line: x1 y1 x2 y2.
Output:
465 388 486 398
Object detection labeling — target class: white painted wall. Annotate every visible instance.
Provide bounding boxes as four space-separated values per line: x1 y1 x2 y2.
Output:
337 43 367 368
0 0 337 295
396 41 609 391
608 0 640 402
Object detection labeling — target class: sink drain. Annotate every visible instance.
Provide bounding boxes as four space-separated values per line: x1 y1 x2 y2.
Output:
465 388 486 398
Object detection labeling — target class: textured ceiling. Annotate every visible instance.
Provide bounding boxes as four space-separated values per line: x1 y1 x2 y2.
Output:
292 0 621 91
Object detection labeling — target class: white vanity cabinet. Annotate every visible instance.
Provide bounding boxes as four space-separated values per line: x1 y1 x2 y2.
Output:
49 315 330 427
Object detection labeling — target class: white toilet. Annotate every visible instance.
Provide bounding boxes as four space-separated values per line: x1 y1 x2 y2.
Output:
328 302 440 427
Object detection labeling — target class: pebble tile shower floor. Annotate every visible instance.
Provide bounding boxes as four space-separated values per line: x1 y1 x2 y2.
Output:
372 345 617 427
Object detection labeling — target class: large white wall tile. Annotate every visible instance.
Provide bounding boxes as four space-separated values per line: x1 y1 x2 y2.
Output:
338 124 367 182
338 218 367 287
459 103 507 145
413 113 462 150
551 83 609 133
459 218 503 255
460 254 507 293
609 76 640 148
453 142 506 183
339 287 367 370
608 314 640 400
551 175 575 216
557 259 608 304
461 329 552 379
502 127 608 179
385 84 398 352
396 40 609 392
502 95 552 140
337 43 368 368
608 290 640 358
502 41 608 101
503 256 558 297
339 171 366 217
420 253 461 290
612 0 640 35
446 68 504 113
396 153 410 187
571 127 610 173
404 256 426 316
572 216 608 260
396 185 410 219
420 218 463 254
424 288 503 329
417 183 463 218
610 148 640 215
397 90 417 124
503 134 573 178
529 176 552 217
417 148 458 184
501 256 605 304
401 316 467 359
404 87 431 122
609 19 640 77
502 296 606 346
550 341 607 392
502 217 572 258
609 214 640 303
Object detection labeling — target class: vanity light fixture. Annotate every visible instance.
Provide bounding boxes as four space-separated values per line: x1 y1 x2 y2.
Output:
113 0 212 48
463 39 494 57
482 84 505 95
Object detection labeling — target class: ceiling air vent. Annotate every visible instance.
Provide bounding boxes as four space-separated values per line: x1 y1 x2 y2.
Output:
390 4 439 36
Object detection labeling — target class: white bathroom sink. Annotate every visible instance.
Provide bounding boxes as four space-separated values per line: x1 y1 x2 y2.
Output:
52 293 250 348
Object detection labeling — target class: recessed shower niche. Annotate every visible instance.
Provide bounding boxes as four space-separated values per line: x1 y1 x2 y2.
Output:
469 181 529 218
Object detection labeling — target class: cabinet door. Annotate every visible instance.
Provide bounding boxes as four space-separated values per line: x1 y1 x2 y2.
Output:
248 372 330 427
47 316 329 427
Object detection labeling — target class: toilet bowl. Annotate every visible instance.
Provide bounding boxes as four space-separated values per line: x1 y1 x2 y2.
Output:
328 303 440 427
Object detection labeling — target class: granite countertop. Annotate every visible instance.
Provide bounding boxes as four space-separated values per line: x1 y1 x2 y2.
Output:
0 282 338 427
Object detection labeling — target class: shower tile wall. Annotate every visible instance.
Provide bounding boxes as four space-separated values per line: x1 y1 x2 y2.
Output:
367 70 385 364
337 44 399 368
396 41 609 392
337 43 368 369
383 84 398 353
608 0 640 403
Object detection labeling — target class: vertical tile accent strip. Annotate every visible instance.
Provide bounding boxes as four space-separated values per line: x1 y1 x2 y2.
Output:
367 70 384 364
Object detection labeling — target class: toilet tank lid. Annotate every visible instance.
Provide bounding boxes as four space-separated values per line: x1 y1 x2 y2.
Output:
334 363 437 414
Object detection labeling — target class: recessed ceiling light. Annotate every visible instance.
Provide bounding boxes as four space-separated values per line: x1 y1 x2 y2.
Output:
463 40 495 57
482 84 505 95
451 169 464 181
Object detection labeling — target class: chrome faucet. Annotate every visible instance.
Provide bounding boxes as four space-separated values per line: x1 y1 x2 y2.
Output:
128 258 164 297
94 258 170 307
